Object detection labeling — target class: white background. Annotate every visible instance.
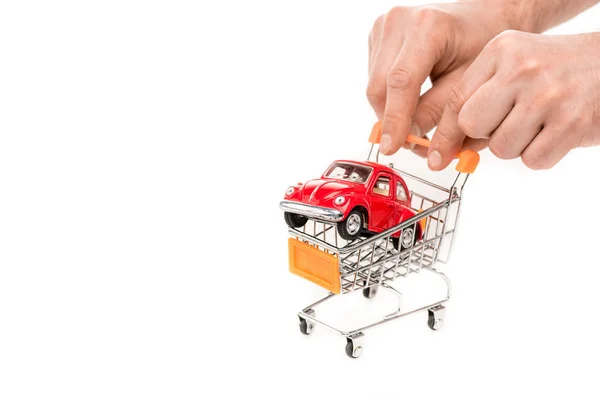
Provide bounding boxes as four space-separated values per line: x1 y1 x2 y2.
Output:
1 1 600 399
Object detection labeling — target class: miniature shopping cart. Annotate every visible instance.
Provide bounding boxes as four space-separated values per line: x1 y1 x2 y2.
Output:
282 122 479 358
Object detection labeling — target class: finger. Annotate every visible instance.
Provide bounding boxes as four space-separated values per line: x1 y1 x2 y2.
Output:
458 77 518 139
380 35 440 155
369 36 374 75
410 70 465 146
487 102 545 160
408 135 489 159
409 133 431 158
521 125 574 170
429 54 497 170
405 69 464 155
368 15 384 77
402 76 452 153
367 19 404 119
408 70 485 157
462 137 489 153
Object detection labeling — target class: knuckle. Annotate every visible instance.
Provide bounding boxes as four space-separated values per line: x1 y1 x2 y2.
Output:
433 127 456 148
387 6 408 21
412 7 450 43
387 67 414 90
384 6 408 30
446 86 467 115
556 110 582 135
537 85 563 105
520 57 542 75
521 150 550 170
489 135 516 160
506 57 541 82
492 30 522 51
366 78 386 103
457 112 477 138
371 14 384 37
382 112 405 127
564 104 584 127
418 100 444 125
412 7 442 25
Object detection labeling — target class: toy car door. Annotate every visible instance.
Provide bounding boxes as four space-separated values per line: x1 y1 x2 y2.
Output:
395 178 410 209
368 173 396 231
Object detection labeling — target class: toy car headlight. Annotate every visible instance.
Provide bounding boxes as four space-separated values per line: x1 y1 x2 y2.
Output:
285 187 296 196
334 196 346 205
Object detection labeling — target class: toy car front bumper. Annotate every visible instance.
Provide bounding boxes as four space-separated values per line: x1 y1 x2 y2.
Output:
279 201 344 223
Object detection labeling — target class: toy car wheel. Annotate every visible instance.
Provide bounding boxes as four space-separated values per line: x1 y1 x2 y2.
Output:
393 225 420 251
284 212 308 229
337 209 363 241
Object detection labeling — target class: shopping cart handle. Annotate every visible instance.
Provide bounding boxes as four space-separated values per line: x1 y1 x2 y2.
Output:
369 121 479 174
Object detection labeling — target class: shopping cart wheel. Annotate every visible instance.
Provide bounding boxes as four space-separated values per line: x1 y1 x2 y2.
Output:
345 332 365 359
362 286 378 299
298 309 315 335
427 305 446 331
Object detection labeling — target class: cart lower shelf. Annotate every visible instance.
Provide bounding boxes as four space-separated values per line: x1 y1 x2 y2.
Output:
297 266 450 358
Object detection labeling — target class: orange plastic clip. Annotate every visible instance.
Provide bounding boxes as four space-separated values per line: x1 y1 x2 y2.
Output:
369 121 383 144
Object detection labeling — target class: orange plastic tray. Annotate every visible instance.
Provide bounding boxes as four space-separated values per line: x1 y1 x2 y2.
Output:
288 238 340 294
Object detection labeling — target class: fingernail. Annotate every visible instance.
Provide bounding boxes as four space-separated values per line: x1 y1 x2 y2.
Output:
411 123 422 137
402 123 421 150
428 150 442 170
380 134 392 154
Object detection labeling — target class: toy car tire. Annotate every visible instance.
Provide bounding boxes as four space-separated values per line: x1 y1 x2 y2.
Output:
337 209 364 241
284 212 308 229
392 225 420 251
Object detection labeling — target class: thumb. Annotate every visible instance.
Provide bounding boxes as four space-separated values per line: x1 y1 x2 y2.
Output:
411 71 464 141
405 73 459 157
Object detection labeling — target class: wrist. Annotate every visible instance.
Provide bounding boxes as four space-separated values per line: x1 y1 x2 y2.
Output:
459 0 542 33
583 31 600 51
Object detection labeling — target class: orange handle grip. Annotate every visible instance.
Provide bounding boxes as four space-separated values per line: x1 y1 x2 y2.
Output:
369 121 479 174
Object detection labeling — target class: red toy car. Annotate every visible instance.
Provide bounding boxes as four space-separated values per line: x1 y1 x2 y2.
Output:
280 160 422 250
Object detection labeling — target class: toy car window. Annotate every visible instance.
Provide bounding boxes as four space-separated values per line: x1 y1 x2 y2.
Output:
324 163 371 184
396 183 408 202
372 176 390 196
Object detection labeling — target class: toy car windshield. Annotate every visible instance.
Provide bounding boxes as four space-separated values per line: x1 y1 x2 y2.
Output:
324 162 372 184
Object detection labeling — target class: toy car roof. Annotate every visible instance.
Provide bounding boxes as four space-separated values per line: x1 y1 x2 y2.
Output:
328 160 401 178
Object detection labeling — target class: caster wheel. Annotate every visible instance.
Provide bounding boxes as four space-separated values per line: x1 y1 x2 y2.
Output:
427 305 446 331
298 309 315 335
345 333 365 359
345 341 360 358
362 286 378 299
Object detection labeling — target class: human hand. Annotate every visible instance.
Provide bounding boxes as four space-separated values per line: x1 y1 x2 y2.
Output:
429 31 600 170
367 2 520 156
